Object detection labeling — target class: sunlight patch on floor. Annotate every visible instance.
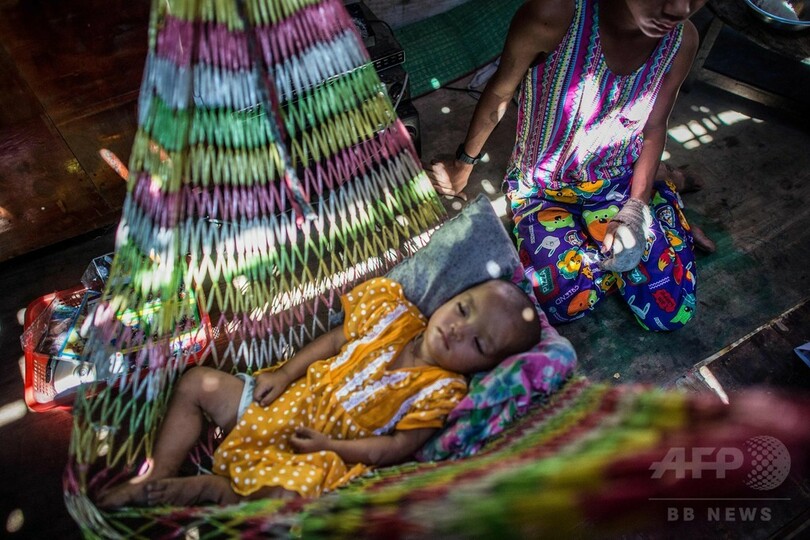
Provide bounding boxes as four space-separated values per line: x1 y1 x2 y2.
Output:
489 195 508 218
699 366 730 405
479 178 498 195
669 108 764 150
5 509 24 534
0 400 27 429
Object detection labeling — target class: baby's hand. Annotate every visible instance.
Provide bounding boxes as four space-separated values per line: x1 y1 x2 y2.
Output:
253 370 291 406
290 426 330 454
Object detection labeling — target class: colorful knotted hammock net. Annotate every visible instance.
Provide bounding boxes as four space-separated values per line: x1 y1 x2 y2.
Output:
66 0 443 533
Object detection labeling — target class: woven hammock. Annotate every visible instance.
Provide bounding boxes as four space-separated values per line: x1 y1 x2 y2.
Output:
68 378 714 538
66 0 443 533
64 1 810 538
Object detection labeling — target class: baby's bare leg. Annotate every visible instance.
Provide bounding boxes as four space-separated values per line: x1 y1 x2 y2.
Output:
147 476 300 506
97 367 246 508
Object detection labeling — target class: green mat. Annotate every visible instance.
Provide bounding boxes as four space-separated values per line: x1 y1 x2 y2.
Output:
394 0 523 97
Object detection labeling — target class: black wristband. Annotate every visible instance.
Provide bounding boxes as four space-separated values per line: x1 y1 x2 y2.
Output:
455 144 483 165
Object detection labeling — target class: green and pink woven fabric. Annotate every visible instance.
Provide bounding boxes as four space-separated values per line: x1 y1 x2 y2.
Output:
66 0 442 533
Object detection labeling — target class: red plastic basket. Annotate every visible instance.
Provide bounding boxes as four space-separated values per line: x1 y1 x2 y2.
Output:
21 285 88 412
21 286 211 413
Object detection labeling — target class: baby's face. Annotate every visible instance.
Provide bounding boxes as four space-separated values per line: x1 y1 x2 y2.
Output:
422 281 531 374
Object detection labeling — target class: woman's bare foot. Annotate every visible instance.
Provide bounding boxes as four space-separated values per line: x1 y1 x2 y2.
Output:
656 162 704 194
146 475 240 506
665 164 704 194
691 224 716 253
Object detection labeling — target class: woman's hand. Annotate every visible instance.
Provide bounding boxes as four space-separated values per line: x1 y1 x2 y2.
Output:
290 426 331 454
600 198 651 273
427 156 473 200
253 370 292 407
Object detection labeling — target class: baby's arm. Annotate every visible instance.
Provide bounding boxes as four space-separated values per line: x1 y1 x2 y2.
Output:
291 426 437 467
254 326 348 406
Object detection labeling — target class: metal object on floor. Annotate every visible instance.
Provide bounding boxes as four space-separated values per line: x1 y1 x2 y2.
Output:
686 0 810 114
346 1 421 153
742 0 810 32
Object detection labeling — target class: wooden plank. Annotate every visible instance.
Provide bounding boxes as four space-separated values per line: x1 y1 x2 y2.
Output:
0 114 120 261
706 299 810 393
0 0 148 125
0 0 145 260
57 103 135 211
0 41 118 261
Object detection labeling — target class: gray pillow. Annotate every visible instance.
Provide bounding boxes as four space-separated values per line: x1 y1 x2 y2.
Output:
386 194 520 315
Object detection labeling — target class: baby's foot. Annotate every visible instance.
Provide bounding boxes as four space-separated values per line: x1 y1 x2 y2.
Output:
96 480 150 509
146 475 239 506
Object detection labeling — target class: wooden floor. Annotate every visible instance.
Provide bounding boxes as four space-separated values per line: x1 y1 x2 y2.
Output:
0 2 809 539
0 1 148 262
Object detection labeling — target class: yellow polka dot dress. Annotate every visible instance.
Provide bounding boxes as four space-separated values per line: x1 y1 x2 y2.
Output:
213 278 468 497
